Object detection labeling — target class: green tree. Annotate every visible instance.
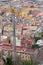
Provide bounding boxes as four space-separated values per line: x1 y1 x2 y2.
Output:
34 36 41 43
2 56 14 65
32 44 41 49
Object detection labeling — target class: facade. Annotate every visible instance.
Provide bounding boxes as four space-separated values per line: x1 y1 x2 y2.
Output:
16 48 38 61
0 16 14 65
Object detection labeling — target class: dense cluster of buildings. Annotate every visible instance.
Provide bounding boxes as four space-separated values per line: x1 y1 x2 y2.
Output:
0 0 43 65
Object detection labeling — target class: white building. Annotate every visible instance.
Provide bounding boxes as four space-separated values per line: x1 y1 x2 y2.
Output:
36 39 43 46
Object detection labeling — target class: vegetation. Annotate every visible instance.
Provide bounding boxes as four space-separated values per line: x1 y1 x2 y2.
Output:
21 58 37 65
39 33 43 37
2 56 14 65
34 32 43 43
2 55 38 65
34 36 41 43
32 44 41 48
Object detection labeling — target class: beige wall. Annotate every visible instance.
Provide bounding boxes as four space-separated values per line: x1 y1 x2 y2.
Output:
17 52 31 60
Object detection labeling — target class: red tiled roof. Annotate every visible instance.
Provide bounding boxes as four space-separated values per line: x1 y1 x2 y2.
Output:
16 24 23 29
16 46 37 54
0 23 2 28
21 38 34 44
16 46 26 51
1 41 13 49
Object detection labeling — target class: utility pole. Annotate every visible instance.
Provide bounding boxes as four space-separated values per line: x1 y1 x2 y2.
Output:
11 13 17 65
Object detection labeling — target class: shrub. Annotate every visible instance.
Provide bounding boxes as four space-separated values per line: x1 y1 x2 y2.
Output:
21 59 37 65
2 56 14 65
